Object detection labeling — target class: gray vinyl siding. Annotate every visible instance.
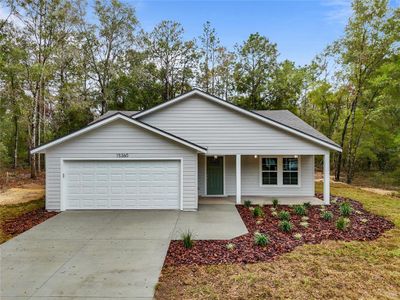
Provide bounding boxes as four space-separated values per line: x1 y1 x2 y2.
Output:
45 119 198 211
141 95 329 155
199 155 314 197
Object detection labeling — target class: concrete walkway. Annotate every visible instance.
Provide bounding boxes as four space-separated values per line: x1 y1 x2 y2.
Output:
1 204 247 299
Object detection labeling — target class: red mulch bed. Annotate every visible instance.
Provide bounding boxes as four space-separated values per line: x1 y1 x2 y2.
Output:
2 208 58 236
164 195 394 266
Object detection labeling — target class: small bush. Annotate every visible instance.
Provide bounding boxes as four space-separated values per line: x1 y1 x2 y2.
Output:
244 200 252 208
355 210 363 215
271 211 278 217
272 198 279 208
181 230 194 249
360 218 368 223
303 202 312 209
270 207 276 212
301 216 309 221
254 232 269 246
278 210 291 221
226 243 235 250
320 205 326 211
294 205 307 216
252 206 264 218
256 220 262 225
300 221 309 228
293 233 302 240
340 202 352 217
279 220 293 232
321 210 333 221
336 217 350 230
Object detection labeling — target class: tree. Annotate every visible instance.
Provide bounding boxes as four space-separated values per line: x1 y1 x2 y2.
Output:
198 21 220 93
10 0 81 178
233 33 278 109
331 0 400 183
143 20 197 101
81 0 138 115
0 23 27 168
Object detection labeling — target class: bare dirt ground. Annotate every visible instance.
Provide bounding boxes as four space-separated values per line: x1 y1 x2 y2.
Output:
0 183 45 205
0 169 45 205
315 171 398 196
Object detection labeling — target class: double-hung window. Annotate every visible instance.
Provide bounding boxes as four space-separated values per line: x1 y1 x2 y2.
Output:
261 157 278 185
282 157 299 185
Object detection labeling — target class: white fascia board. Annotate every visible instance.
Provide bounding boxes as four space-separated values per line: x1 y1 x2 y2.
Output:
31 113 207 154
133 89 342 152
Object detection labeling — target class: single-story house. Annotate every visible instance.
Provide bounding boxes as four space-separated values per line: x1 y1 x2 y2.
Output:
31 89 341 211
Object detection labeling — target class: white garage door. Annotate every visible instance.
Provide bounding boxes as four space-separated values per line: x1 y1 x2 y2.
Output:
64 160 180 210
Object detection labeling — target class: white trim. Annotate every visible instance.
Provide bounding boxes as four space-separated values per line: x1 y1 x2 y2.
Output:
323 153 330 205
236 154 241 204
204 155 226 196
31 114 207 154
133 89 342 152
259 155 302 188
60 157 184 211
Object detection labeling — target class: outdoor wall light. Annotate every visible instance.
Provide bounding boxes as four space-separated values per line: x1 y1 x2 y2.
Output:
254 155 258 158
214 155 218 159
294 155 298 158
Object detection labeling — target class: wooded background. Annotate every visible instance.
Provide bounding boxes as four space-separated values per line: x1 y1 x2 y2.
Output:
0 0 399 187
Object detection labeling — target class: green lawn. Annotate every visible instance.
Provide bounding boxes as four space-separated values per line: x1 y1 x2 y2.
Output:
155 182 400 299
0 199 45 243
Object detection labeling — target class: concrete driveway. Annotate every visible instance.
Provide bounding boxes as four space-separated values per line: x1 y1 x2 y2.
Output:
1 204 247 299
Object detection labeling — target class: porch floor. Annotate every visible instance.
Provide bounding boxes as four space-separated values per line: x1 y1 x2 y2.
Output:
199 196 323 206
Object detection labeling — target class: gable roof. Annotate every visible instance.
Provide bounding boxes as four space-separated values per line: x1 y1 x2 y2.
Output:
31 113 207 154
89 110 138 125
133 89 342 152
254 110 340 148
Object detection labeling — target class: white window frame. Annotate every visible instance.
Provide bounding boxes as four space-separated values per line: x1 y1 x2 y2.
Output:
259 156 301 187
259 156 279 186
282 156 301 186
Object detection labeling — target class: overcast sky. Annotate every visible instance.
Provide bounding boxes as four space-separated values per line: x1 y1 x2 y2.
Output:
2 0 399 66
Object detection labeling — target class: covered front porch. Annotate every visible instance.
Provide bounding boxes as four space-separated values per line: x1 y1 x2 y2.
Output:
199 195 322 205
198 153 330 206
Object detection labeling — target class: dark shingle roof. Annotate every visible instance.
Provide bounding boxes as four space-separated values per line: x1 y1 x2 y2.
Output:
90 110 138 124
253 110 340 148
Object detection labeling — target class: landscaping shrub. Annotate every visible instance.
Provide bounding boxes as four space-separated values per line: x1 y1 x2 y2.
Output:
300 221 309 228
336 217 350 230
272 198 279 208
244 200 252 208
271 211 278 217
303 202 312 209
293 233 302 240
278 210 291 221
321 211 333 221
294 205 307 216
301 216 309 221
226 243 235 250
253 232 269 246
279 220 293 232
181 230 194 249
252 206 264 218
340 202 353 217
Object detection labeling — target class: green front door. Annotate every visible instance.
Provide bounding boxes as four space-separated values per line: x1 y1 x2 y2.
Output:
207 156 224 195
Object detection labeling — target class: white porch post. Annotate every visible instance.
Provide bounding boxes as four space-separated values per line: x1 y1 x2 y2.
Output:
323 153 330 205
236 154 241 204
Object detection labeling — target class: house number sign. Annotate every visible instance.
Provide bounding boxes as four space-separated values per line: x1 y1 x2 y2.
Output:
116 153 129 158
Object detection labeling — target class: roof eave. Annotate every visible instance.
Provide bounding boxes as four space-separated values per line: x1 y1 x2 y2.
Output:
30 113 207 154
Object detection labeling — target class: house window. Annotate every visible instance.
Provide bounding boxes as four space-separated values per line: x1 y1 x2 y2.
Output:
261 157 278 185
283 158 298 185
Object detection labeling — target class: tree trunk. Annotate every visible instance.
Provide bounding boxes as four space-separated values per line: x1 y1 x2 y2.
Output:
13 114 18 169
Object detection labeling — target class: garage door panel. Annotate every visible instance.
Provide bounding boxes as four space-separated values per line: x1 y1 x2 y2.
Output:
64 160 180 210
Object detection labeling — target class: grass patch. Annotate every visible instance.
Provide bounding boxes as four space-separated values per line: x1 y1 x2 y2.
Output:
155 182 400 299
0 199 44 243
